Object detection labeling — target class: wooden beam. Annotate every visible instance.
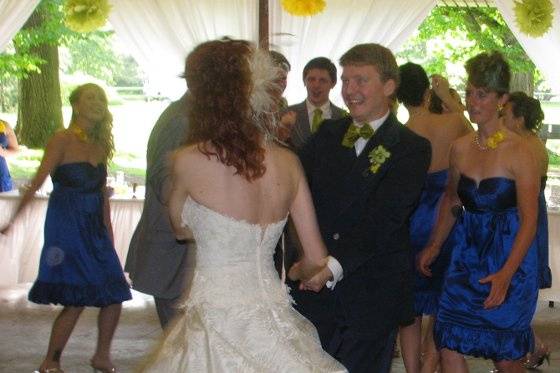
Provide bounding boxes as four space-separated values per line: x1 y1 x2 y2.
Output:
258 0 269 49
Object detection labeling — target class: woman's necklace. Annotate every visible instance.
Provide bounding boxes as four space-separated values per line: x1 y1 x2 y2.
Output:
473 130 505 151
70 125 90 143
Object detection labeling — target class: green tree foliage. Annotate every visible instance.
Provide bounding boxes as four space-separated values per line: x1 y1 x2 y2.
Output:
397 6 536 92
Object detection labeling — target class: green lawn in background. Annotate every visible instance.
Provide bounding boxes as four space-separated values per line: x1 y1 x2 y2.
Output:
3 99 560 186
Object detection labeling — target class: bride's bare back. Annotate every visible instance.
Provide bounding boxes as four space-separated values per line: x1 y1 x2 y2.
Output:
172 142 300 226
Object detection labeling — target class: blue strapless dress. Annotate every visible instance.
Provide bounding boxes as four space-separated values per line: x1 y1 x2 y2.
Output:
434 175 538 361
0 131 13 192
537 176 551 289
28 162 131 307
409 169 451 316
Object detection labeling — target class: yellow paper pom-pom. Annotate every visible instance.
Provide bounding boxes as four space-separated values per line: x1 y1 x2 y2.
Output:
514 0 554 38
282 0 326 17
64 0 112 33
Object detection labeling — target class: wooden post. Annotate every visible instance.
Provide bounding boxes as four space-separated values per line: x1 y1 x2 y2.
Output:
258 0 269 49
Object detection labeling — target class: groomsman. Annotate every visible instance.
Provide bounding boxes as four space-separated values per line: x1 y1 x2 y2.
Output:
287 57 346 149
289 44 431 372
125 93 193 328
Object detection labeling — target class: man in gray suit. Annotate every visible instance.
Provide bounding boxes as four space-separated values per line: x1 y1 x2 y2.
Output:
125 92 193 328
287 57 346 149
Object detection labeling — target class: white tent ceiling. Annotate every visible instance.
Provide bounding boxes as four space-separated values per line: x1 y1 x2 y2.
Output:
1 0 559 101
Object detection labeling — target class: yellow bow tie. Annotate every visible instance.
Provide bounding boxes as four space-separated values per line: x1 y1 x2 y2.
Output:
341 123 374 148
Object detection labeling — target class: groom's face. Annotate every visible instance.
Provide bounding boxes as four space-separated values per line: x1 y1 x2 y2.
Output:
341 64 395 123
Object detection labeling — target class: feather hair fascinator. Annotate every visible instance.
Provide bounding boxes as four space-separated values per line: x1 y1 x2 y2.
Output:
247 48 281 139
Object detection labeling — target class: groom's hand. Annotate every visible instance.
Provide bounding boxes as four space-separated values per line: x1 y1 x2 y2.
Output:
300 266 332 292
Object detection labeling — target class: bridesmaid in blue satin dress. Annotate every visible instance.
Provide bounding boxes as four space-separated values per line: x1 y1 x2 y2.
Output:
503 92 551 369
396 63 471 373
0 119 19 191
1 84 130 373
418 52 540 373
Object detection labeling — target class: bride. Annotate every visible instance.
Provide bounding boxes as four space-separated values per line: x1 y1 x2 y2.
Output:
140 39 347 372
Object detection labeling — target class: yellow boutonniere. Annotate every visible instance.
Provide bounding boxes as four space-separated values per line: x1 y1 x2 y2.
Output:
368 145 391 173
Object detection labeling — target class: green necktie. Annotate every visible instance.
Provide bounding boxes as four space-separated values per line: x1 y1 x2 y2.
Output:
311 108 323 133
341 123 374 148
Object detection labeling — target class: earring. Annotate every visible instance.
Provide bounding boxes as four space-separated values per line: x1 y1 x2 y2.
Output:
497 104 504 116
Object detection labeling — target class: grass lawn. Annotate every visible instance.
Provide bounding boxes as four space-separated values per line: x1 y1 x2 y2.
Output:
2 98 560 186
2 100 171 186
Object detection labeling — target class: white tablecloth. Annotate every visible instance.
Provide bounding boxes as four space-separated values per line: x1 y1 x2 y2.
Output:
0 192 143 286
0 192 559 302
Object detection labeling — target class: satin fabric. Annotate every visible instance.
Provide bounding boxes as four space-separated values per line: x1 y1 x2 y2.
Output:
28 162 131 307
141 197 346 372
409 169 451 316
435 175 538 361
537 176 552 289
0 131 13 191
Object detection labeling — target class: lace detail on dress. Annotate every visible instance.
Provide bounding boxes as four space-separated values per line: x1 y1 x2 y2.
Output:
141 197 346 372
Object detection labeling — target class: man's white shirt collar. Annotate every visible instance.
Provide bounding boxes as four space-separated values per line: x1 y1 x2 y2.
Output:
354 110 390 156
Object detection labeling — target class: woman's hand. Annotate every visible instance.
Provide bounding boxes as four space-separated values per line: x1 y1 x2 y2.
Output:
300 265 332 292
417 244 440 277
479 269 514 309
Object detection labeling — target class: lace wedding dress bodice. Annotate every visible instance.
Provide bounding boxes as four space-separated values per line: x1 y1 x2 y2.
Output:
141 197 346 373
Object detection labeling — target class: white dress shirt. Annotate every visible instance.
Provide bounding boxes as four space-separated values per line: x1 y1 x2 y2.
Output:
354 110 390 156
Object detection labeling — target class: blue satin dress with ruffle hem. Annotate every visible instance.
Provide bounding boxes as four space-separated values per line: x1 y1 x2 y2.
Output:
0 131 13 192
28 162 131 307
409 169 452 316
434 175 538 361
537 176 551 289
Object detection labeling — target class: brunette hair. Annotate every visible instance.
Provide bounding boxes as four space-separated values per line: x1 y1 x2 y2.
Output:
397 62 429 107
508 92 544 133
303 57 337 84
69 83 114 161
465 51 510 95
184 39 275 181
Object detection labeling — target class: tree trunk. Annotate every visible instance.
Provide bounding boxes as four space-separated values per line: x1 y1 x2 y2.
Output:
510 70 534 96
15 8 63 149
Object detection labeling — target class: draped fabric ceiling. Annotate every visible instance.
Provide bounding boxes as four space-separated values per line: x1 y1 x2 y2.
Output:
1 0 560 103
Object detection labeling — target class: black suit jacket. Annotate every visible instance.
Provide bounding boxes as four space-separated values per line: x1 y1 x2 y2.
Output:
290 113 431 339
287 101 346 149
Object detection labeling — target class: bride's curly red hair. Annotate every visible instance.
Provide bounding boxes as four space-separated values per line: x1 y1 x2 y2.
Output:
184 39 265 181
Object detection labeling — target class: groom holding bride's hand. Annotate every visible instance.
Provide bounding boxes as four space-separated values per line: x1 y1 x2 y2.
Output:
287 43 431 373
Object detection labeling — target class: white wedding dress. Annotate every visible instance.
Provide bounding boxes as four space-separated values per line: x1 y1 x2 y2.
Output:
141 196 347 372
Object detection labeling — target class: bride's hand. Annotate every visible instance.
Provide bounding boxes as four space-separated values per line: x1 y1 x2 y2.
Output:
300 265 332 292
287 257 326 282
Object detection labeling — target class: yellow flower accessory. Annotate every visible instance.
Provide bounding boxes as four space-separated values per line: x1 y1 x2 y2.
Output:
282 0 326 17
368 145 391 174
64 0 112 33
514 0 554 38
70 125 90 142
473 130 506 150
0 120 5 133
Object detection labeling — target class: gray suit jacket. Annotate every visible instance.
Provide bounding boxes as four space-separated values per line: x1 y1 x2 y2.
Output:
125 94 193 299
287 100 346 149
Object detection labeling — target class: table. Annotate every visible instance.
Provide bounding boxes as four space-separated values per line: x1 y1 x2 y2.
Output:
0 192 143 286
0 192 559 303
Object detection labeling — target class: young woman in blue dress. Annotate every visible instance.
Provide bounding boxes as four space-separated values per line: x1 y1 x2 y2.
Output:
1 83 131 373
418 52 540 373
0 118 19 191
503 91 551 369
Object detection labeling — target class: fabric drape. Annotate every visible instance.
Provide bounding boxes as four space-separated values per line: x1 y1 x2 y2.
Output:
0 0 40 52
493 0 560 94
269 0 437 105
108 0 259 100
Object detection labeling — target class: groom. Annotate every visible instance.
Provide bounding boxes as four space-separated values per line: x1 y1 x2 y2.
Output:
288 43 431 372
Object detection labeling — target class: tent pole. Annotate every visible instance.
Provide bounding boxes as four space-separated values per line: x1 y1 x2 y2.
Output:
259 0 269 49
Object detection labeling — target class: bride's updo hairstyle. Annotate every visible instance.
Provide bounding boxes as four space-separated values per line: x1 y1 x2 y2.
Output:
465 51 510 96
184 38 280 181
